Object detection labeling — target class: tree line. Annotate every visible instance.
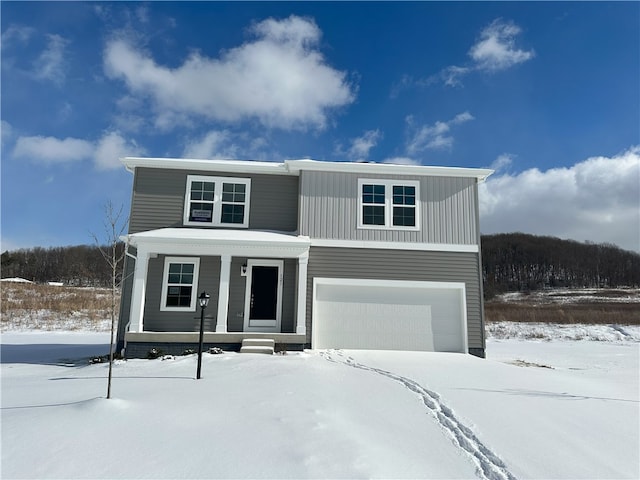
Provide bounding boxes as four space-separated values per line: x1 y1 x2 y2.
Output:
482 233 640 298
1 244 126 287
2 233 639 294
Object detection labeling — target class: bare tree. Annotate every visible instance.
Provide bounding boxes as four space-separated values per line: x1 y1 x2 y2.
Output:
91 201 128 399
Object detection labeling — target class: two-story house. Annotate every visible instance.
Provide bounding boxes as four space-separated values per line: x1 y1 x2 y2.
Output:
116 157 492 358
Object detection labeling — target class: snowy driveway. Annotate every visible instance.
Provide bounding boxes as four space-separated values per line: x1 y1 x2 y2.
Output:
1 333 639 479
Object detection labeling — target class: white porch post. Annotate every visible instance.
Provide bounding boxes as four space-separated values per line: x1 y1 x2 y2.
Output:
129 247 150 333
296 254 309 335
216 254 231 333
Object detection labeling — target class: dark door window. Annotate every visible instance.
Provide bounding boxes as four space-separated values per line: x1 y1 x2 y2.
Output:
249 266 278 320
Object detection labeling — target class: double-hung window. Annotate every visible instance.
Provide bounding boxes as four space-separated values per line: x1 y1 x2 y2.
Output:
358 179 420 230
160 257 200 311
184 175 250 228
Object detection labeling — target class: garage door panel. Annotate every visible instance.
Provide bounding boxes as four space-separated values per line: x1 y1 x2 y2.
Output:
313 278 467 353
316 302 433 351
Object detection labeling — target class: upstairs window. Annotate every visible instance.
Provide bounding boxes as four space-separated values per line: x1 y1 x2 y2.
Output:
184 175 250 228
160 257 200 311
358 179 420 230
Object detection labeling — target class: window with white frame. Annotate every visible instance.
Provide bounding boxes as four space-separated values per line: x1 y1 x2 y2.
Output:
160 257 200 311
184 175 250 227
358 179 420 230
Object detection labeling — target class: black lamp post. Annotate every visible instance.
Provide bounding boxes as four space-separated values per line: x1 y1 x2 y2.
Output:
196 291 210 380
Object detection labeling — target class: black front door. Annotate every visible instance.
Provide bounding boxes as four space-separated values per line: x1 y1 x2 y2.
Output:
249 266 278 320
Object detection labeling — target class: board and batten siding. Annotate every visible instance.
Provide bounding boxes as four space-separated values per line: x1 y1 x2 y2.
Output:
299 171 479 244
129 167 299 234
305 247 484 350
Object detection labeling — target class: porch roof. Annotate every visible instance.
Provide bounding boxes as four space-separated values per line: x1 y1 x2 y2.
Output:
124 228 310 258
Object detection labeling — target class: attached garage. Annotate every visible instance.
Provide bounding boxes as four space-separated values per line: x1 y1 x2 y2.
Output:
312 278 468 353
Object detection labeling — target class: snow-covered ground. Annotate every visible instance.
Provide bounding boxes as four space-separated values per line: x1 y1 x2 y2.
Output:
1 328 638 479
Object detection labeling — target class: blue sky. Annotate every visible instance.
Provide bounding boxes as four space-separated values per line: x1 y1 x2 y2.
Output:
2 2 639 252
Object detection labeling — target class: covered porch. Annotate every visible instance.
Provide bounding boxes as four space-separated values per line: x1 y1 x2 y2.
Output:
123 228 310 352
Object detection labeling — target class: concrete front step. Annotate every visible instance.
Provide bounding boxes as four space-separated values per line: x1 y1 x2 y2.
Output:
242 338 275 347
240 338 275 354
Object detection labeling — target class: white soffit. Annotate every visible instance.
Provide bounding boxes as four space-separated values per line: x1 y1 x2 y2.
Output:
285 159 494 181
121 157 493 181
121 157 291 175
127 228 310 246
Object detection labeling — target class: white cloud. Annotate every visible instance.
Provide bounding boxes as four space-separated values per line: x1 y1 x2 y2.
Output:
469 19 535 72
12 132 143 169
342 129 382 161
480 147 640 252
1 120 14 150
397 18 534 91
406 112 474 155
489 153 515 173
94 131 145 170
183 130 236 159
33 34 69 85
182 130 273 160
103 15 355 131
1 24 35 47
13 135 94 163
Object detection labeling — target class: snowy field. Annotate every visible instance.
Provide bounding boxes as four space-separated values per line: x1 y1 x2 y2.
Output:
1 328 638 479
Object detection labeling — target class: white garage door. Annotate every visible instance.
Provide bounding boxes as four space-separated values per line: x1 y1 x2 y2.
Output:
312 278 468 352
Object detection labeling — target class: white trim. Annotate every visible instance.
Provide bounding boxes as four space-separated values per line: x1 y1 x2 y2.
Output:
285 159 493 181
121 157 493 182
122 157 292 175
243 259 284 333
310 238 479 253
216 255 231 333
159 257 201 312
129 247 150 333
126 229 311 259
357 178 420 231
295 255 308 335
312 277 468 353
183 175 251 228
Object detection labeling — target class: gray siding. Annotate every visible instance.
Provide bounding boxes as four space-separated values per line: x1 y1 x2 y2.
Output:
129 167 299 234
140 255 297 334
299 171 478 244
143 255 221 332
227 257 248 332
305 247 483 349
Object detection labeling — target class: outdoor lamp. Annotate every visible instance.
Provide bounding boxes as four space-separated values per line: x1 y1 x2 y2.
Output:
196 291 210 379
199 291 210 309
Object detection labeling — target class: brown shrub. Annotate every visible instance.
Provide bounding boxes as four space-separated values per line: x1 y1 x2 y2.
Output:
485 302 639 325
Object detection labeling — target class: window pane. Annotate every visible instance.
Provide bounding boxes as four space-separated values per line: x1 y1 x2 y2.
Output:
182 264 194 274
169 263 181 273
392 185 416 206
221 204 245 224
393 206 415 227
363 205 385 225
168 273 181 284
222 183 247 203
363 184 385 204
181 274 193 284
189 203 213 222
190 181 214 202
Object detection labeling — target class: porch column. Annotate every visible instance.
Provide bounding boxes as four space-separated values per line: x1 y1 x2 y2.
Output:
129 246 150 333
296 253 309 335
215 254 231 333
